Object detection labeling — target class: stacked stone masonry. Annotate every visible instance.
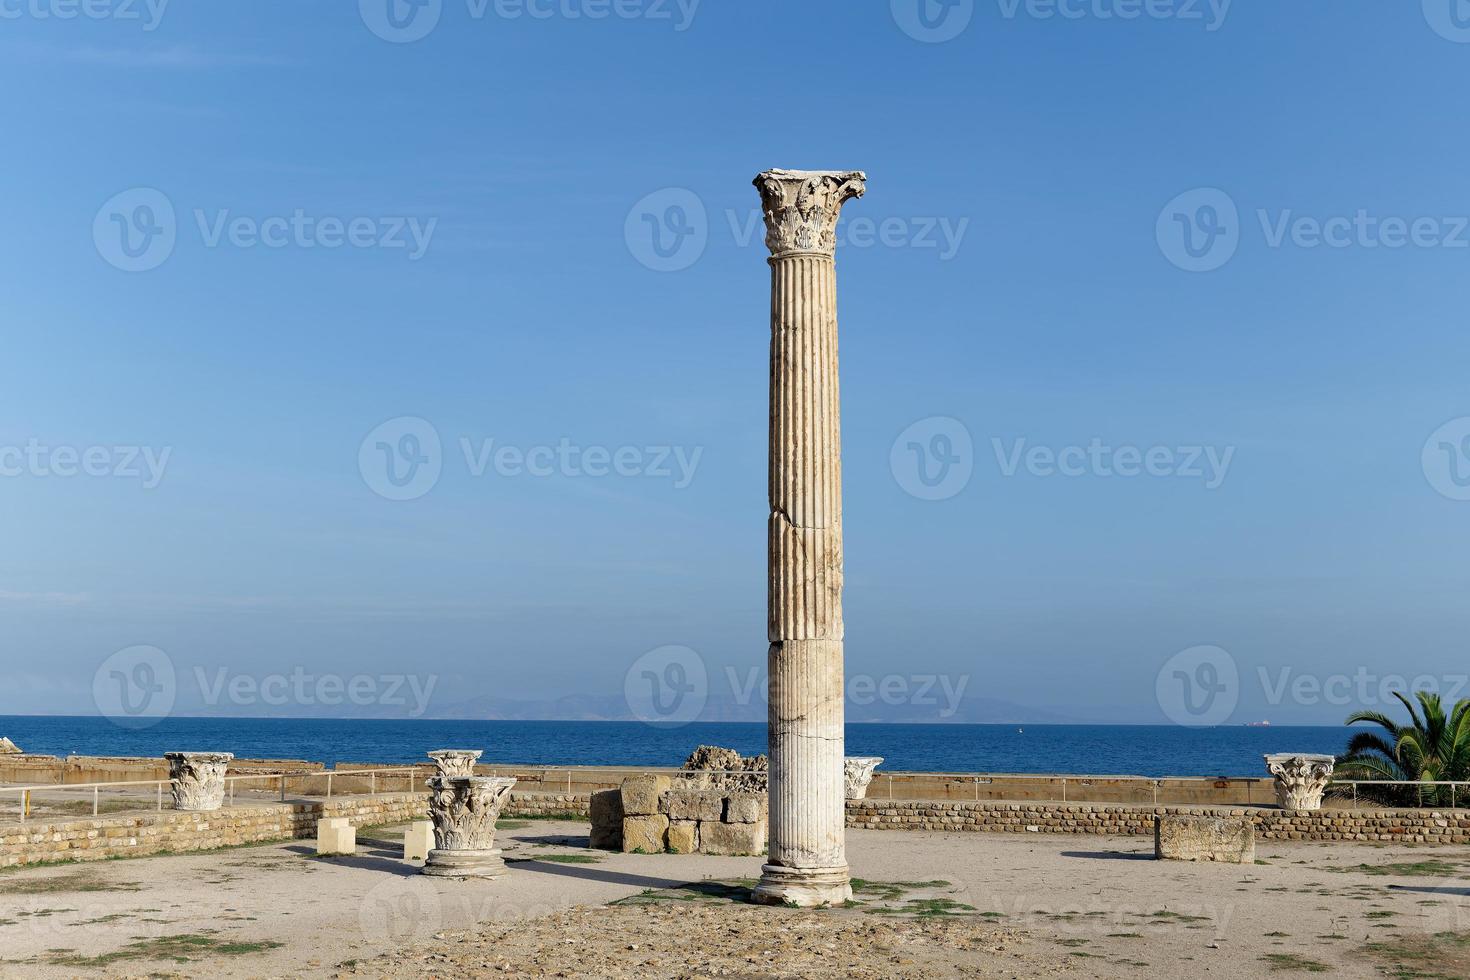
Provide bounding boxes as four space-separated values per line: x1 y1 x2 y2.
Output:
600 777 768 856
9 793 1470 869
845 800 1470 843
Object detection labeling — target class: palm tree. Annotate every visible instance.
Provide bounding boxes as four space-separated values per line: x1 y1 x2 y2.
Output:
1338 692 1470 807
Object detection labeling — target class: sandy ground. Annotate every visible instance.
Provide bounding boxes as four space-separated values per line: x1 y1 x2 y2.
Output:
2 819 1468 978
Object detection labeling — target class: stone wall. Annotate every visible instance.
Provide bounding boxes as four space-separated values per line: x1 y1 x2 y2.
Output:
502 793 589 818
603 777 767 856
845 800 1470 843
0 793 426 869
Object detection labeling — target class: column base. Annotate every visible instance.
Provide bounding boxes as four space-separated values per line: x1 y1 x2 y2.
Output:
420 848 506 879
752 864 852 908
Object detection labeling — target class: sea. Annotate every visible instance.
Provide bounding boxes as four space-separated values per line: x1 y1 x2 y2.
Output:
0 717 1352 778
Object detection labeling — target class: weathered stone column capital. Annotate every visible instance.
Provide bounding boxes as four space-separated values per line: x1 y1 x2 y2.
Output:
427 749 482 778
165 751 233 812
754 169 867 259
422 774 517 878
1264 753 1335 812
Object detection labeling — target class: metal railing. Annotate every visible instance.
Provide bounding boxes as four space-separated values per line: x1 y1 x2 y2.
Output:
1330 779 1470 809
1 767 424 824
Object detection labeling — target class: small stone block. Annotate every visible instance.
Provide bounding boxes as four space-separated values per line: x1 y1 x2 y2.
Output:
403 820 433 862
700 819 765 856
620 775 671 816
1154 815 1254 863
589 789 624 850
667 820 699 854
662 789 723 822
622 814 670 853
316 817 355 856
724 793 765 824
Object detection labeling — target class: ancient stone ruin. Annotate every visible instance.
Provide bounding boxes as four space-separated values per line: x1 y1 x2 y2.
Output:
0 737 21 755
427 749 482 778
843 757 884 800
592 775 767 856
1265 753 1335 811
422 774 516 878
755 167 866 908
1154 814 1255 863
165 751 233 812
678 745 768 792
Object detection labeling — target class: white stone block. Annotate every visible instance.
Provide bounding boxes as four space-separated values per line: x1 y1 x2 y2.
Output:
404 820 433 862
316 817 355 856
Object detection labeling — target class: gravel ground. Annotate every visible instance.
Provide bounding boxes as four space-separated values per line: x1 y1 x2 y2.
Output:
361 902 1062 979
2 820 1468 978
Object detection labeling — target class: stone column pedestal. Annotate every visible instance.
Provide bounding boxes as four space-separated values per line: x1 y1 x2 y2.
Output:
1265 753 1335 811
165 752 233 812
427 749 482 778
422 775 516 878
844 757 884 800
751 168 866 909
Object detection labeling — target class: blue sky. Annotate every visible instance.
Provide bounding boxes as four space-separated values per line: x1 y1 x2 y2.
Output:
2 1 1469 726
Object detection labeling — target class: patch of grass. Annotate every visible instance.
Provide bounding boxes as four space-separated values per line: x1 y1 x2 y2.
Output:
507 854 603 865
1107 932 1143 939
1325 860 1464 877
0 871 141 895
1260 953 1330 973
609 879 756 907
48 933 284 967
495 819 532 830
1361 930 1470 980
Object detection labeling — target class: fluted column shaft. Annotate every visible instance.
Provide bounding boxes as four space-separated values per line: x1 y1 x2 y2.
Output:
752 168 865 908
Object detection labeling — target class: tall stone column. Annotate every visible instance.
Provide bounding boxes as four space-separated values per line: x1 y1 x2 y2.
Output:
751 168 865 908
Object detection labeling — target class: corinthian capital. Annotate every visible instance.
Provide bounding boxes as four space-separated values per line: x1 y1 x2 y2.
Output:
754 168 867 258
